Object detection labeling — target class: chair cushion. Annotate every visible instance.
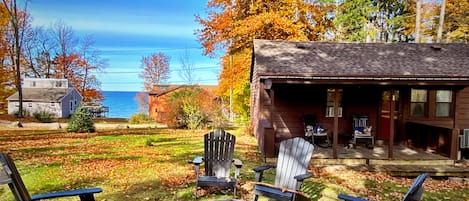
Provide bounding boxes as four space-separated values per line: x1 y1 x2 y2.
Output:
354 127 365 133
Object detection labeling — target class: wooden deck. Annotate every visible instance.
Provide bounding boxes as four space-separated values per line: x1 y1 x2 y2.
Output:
310 144 469 177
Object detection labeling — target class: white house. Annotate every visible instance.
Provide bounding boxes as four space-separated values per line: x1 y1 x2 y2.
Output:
7 78 83 118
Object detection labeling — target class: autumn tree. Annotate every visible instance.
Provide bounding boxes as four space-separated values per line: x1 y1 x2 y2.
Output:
2 0 28 117
0 2 13 114
196 0 335 120
429 0 469 43
179 48 196 85
139 52 170 91
76 35 107 103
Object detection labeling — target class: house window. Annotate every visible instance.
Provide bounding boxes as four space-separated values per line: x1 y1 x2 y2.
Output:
326 88 343 117
410 89 427 117
55 81 62 87
31 81 36 87
436 90 452 117
50 102 55 107
28 103 32 107
70 101 73 111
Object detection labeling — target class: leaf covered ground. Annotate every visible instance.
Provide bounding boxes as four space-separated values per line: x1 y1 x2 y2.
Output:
0 126 468 200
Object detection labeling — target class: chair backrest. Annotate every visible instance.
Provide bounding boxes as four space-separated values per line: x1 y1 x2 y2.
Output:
203 129 236 178
402 173 428 201
353 115 368 130
0 152 31 201
274 137 314 190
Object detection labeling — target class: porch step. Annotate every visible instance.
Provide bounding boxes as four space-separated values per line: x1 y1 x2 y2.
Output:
311 158 454 166
369 159 454 166
370 165 469 177
312 159 469 177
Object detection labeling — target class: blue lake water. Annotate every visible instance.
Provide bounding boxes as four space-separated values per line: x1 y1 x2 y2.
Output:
101 91 147 118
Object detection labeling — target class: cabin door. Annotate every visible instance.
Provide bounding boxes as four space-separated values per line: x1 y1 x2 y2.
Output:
379 90 399 141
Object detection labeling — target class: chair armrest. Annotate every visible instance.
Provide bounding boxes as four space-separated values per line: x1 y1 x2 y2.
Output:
338 193 369 201
233 158 243 168
192 156 204 176
294 172 313 182
192 156 204 165
233 159 243 179
253 165 275 182
30 188 102 201
253 165 275 173
293 172 313 191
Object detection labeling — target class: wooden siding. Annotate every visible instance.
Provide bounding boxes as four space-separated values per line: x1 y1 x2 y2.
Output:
457 87 469 129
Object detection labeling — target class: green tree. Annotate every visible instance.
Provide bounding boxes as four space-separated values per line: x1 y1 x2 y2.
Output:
67 107 95 133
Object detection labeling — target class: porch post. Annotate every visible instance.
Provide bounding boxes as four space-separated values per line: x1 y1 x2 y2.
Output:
333 88 339 158
388 90 396 159
450 90 460 160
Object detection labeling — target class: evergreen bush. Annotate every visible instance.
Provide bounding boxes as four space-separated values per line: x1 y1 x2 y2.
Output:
33 111 54 123
67 107 95 133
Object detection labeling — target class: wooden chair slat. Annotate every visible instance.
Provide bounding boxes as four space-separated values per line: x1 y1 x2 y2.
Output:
253 137 314 201
0 152 101 201
192 129 241 198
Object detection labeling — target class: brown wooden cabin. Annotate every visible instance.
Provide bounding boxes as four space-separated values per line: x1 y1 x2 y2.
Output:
250 39 469 160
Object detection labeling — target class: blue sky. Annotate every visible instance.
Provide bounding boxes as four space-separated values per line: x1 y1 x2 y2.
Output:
28 0 220 92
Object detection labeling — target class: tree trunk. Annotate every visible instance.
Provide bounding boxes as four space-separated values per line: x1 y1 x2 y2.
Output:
415 0 422 43
437 0 446 43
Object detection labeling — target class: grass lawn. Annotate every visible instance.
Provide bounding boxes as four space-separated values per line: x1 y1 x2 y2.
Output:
0 126 468 200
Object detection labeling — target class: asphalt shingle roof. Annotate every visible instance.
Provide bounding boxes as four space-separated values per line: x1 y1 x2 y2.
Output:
7 88 71 102
252 40 469 79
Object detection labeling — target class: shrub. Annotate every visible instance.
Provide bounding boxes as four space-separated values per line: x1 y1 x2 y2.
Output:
67 107 95 133
164 86 227 129
33 111 55 123
129 113 153 124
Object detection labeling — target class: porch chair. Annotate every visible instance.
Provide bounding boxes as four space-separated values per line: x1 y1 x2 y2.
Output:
338 173 429 201
303 114 329 146
0 152 102 201
352 115 374 149
191 129 242 199
252 137 314 201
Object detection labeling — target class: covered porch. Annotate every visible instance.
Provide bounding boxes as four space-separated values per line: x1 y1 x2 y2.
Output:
310 144 469 177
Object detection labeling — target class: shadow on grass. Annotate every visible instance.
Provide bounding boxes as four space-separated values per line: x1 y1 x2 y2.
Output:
102 179 195 201
301 180 326 201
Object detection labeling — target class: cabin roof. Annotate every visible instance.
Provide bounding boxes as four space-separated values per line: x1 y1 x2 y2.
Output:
7 88 72 102
251 40 469 82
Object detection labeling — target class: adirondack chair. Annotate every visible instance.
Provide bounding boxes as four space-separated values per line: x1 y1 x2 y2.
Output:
303 114 329 146
252 137 314 201
352 115 374 149
338 173 429 201
191 129 243 198
0 152 102 201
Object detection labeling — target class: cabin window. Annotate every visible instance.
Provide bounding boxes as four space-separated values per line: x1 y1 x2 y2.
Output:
410 89 427 117
326 88 343 117
436 90 452 117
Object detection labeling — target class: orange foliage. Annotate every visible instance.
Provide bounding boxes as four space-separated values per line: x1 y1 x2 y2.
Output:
196 0 336 118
